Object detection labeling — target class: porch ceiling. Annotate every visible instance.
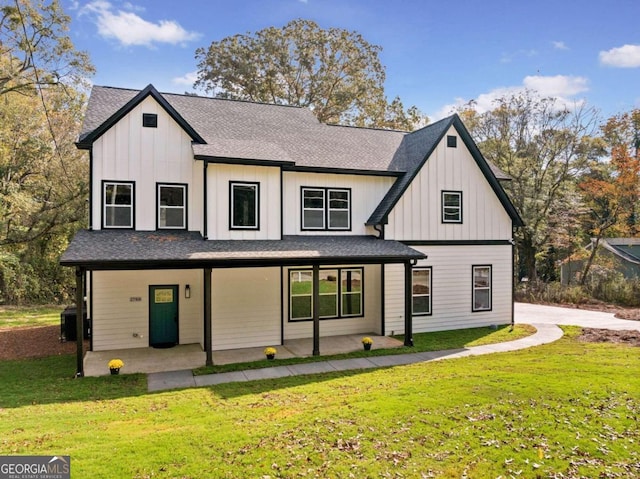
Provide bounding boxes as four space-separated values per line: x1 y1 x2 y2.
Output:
60 230 425 270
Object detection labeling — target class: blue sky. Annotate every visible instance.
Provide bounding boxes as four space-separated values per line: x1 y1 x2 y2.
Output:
65 0 640 120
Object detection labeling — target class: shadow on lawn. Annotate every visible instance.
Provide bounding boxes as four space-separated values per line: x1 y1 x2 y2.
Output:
0 354 147 409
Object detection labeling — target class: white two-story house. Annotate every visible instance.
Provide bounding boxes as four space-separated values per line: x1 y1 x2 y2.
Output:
61 84 523 376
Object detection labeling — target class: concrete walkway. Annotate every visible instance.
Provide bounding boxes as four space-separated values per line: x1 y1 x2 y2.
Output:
148 303 640 392
147 322 564 392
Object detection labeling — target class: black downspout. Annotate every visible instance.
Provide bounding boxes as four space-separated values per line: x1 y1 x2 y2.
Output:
75 267 85 377
88 149 93 230
203 161 208 239
511 231 515 328
204 267 213 366
404 260 414 347
312 264 320 356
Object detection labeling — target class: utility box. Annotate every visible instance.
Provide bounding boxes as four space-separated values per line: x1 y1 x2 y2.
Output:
60 306 90 341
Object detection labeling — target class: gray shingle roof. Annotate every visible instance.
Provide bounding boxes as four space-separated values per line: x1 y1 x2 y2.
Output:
60 230 425 269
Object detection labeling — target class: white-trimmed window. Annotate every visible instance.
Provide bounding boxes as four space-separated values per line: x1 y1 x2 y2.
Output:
472 265 492 312
442 191 462 223
103 181 134 229
412 267 432 316
158 184 186 229
289 267 363 321
230 182 259 229
301 187 351 230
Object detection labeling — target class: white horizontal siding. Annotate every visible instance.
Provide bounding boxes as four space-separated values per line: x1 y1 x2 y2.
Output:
386 126 512 241
283 264 381 339
282 172 395 235
206 164 281 240
211 267 281 350
91 270 203 351
91 96 203 232
384 245 513 334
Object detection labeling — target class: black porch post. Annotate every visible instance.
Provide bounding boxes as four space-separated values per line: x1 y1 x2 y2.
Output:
404 261 414 347
204 267 213 366
75 267 85 377
312 263 320 356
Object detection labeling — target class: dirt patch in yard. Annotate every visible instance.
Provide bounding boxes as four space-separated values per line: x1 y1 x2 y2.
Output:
0 325 88 361
578 328 640 347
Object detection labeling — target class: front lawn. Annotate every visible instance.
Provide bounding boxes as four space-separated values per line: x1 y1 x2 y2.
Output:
0 305 63 328
1 326 638 478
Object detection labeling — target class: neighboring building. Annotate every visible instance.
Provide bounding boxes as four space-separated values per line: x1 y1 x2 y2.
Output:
61 85 523 375
561 238 640 285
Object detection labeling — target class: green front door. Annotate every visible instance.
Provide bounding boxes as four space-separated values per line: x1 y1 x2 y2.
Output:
149 285 179 347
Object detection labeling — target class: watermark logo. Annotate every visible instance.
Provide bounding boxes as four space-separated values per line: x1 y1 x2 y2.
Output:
0 456 70 479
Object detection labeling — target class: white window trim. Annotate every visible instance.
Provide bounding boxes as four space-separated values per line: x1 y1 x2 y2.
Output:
103 181 134 229
412 267 432 316
472 265 492 312
157 184 186 230
442 190 462 224
230 182 259 230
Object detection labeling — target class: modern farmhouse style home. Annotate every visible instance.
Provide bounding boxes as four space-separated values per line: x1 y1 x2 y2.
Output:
61 84 523 376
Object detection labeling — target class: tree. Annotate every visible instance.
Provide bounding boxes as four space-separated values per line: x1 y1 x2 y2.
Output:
0 0 94 95
459 92 601 281
195 19 426 130
0 0 93 303
578 109 640 283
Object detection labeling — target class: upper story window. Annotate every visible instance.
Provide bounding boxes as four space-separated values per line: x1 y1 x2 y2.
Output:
103 181 134 229
442 190 462 223
447 135 457 147
301 187 351 231
412 267 432 316
230 182 259 230
157 184 186 229
472 265 492 312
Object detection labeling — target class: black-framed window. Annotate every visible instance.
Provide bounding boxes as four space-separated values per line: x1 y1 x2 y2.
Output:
447 135 457 147
157 183 186 229
412 267 432 316
442 190 462 223
103 181 134 229
301 187 351 230
289 267 363 321
230 182 259 230
472 265 492 312
142 113 158 128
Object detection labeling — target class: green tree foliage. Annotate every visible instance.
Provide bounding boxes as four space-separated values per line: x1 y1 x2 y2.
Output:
195 19 426 130
459 92 601 281
0 0 93 95
0 0 93 304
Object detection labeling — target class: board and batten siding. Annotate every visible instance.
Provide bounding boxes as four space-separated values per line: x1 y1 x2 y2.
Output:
91 270 203 351
283 264 381 340
91 96 203 232
206 163 281 240
210 267 281 350
384 245 513 335
386 126 512 241
282 172 395 235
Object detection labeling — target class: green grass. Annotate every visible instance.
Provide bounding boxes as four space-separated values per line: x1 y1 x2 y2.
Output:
194 324 536 375
0 326 638 478
0 305 63 328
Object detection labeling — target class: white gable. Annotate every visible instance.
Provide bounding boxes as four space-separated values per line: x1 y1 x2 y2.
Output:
91 96 202 232
385 126 512 241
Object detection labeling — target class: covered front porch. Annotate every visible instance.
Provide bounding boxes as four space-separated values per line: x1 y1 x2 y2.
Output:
83 333 405 376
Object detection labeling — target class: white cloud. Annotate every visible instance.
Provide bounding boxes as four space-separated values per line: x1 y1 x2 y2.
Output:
552 41 569 50
80 1 200 47
599 44 640 68
172 71 198 87
434 75 589 119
